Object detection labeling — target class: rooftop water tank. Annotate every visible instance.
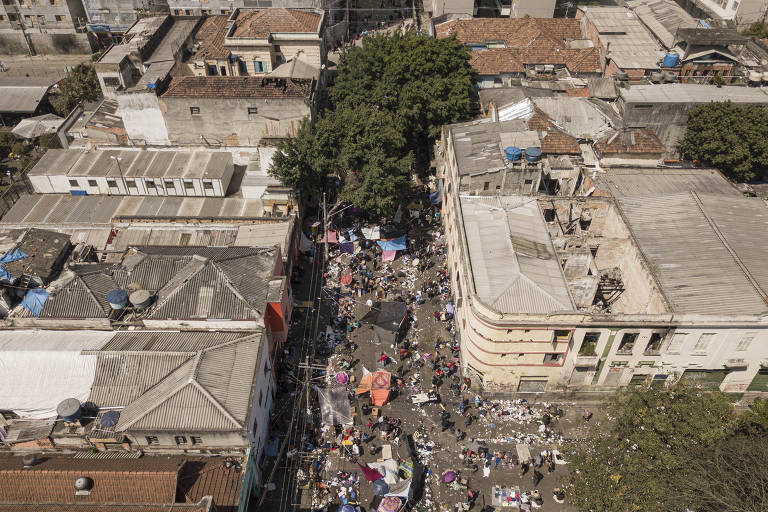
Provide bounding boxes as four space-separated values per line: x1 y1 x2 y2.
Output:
615 70 629 81
663 71 677 83
524 147 542 163
100 410 120 428
57 398 82 422
106 289 129 310
650 72 663 83
505 146 522 162
129 289 153 310
662 52 679 68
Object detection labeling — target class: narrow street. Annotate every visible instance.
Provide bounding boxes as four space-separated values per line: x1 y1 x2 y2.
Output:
256 188 601 512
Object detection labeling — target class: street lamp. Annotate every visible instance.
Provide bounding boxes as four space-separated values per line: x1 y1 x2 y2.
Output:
109 156 125 195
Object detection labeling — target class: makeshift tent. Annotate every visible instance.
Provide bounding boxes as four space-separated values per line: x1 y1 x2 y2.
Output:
369 459 400 486
0 248 29 264
20 288 49 317
359 463 384 482
373 479 389 496
355 368 391 406
316 385 352 426
339 242 355 254
362 226 380 240
382 250 397 262
377 236 407 252
429 190 442 205
299 232 314 253
360 301 408 345
379 224 407 239
11 114 63 140
319 230 338 243
385 478 412 498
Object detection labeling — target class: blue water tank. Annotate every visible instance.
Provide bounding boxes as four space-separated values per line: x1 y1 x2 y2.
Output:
505 146 522 162
106 289 129 310
525 147 542 162
663 52 680 67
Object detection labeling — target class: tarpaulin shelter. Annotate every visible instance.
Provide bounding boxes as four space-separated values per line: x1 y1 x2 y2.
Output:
359 463 384 482
319 230 338 243
355 368 391 406
382 251 397 262
0 248 29 283
316 385 352 426
362 226 380 240
378 496 402 512
360 301 408 345
380 224 407 239
377 236 407 252
20 288 49 317
299 232 314 253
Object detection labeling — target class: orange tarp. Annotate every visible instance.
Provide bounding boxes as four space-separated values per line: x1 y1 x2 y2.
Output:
371 370 391 406
356 373 373 395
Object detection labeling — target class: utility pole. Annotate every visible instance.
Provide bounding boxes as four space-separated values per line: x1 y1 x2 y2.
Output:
322 192 328 259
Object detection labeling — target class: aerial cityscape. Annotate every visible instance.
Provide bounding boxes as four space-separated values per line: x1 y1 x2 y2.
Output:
0 0 767 510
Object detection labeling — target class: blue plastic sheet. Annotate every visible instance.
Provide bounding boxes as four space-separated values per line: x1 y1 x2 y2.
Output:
20 288 49 317
429 190 442 205
377 236 407 251
0 248 28 264
340 242 355 254
0 267 13 283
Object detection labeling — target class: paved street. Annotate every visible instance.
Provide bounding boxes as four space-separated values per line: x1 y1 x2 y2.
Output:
256 189 609 512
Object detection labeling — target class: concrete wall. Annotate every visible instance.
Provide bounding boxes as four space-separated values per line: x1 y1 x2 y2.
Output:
82 0 169 33
0 31 94 55
127 430 248 451
159 95 311 146
459 165 542 196
30 173 232 196
513 0 555 18
429 0 474 16
117 91 171 145
246 332 275 461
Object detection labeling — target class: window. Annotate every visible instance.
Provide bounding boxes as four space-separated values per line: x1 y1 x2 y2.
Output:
146 436 159 445
273 45 281 53
146 181 156 189
483 181 490 191
103 76 120 87
617 333 638 355
732 0 740 10
248 106 258 115
8 13 17 21
190 106 200 116
191 436 203 445
543 208 556 222
554 330 571 342
579 332 600 356
203 181 214 190
737 333 755 352
634 104 652 109
87 179 98 187
206 64 218 76
164 180 175 189
692 333 715 355
106 179 118 188
202 9 210 14
666 332 686 354
55 14 66 21
0 15 5 21
259 390 263 407
69 179 79 187
221 9 230 14
644 333 663 355
184 180 194 190
174 435 187 445
238 60 248 75
174 9 182 14
220 66 227 76
126 179 137 189
543 353 563 363
253 61 267 73
252 417 258 434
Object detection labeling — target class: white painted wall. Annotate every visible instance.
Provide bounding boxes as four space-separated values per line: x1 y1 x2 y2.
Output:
117 91 171 146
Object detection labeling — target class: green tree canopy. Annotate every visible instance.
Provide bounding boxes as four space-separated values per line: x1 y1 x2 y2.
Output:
50 64 101 116
679 101 768 182
566 384 735 512
270 32 475 216
742 22 768 38
331 32 476 150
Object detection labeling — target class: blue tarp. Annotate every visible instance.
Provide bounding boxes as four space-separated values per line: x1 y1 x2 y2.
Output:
429 190 442 205
0 248 28 264
377 236 407 252
0 267 12 282
340 242 355 254
20 288 49 317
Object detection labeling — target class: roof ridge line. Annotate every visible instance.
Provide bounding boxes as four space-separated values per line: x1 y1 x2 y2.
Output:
190 379 242 429
210 260 263 316
151 257 210 313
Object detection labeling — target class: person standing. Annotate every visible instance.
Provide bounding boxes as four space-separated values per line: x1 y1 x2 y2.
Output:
380 352 387 367
533 469 543 487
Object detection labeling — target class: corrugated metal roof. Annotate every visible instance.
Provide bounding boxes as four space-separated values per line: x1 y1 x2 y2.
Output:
627 0 697 49
620 84 768 103
0 85 51 114
581 6 664 69
100 333 263 432
595 168 740 198
102 331 249 351
617 192 768 315
461 196 574 314
531 97 613 139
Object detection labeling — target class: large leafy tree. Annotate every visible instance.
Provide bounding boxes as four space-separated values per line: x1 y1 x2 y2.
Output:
50 64 101 116
680 101 768 182
270 32 475 216
270 105 412 217
566 384 735 512
331 32 476 151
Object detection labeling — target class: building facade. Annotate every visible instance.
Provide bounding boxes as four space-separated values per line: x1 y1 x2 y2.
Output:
0 0 93 54
441 120 768 395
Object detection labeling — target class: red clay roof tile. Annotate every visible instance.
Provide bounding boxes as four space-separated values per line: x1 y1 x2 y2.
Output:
161 76 313 98
231 8 322 38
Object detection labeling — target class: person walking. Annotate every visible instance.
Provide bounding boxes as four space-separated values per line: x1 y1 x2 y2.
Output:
380 352 387 367
533 469 543 487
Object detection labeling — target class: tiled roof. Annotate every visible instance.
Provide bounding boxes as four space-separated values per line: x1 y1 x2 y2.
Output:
442 19 601 76
162 76 313 99
29 247 277 320
231 8 322 38
436 18 583 45
192 15 229 60
0 454 184 505
527 107 581 154
595 128 667 154
179 459 244 512
89 332 264 433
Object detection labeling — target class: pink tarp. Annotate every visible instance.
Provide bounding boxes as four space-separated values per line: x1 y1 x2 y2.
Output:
382 250 397 262
319 230 338 243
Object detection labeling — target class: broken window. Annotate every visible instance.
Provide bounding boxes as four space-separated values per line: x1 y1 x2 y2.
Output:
579 332 600 356
644 333 663 355
543 353 563 363
483 181 490 191
617 333 638 355
543 208 556 222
